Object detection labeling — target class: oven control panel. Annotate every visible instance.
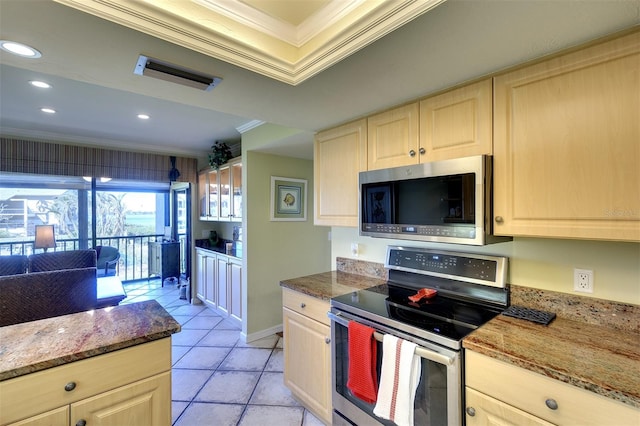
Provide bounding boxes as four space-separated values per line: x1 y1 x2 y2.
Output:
385 246 507 288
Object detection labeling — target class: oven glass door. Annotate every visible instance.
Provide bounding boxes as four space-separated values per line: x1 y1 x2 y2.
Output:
331 311 461 426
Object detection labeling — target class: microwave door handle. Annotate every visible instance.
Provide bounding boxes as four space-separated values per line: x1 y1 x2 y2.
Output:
328 311 455 366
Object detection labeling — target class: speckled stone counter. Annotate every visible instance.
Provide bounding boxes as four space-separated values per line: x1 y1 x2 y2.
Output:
463 314 640 408
0 300 180 381
280 271 387 301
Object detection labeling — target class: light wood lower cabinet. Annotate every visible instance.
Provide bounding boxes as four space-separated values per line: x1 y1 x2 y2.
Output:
282 288 332 425
195 248 242 325
70 373 170 426
1 339 172 426
465 350 640 426
493 30 640 241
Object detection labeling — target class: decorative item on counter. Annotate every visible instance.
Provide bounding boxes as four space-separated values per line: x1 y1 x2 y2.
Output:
408 288 437 303
226 242 233 254
208 141 232 169
208 230 218 247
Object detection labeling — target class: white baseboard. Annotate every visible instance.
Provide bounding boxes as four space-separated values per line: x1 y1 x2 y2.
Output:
243 323 283 343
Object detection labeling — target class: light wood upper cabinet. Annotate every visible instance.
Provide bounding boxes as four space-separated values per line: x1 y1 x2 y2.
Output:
367 103 420 170
419 78 493 161
314 119 367 227
493 30 640 241
198 158 241 222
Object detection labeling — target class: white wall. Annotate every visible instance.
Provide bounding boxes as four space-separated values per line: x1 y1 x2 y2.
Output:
331 227 640 305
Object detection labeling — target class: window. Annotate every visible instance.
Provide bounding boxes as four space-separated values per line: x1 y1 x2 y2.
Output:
0 172 171 280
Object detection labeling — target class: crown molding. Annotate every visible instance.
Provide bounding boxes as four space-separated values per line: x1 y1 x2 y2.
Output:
236 120 266 134
53 0 445 85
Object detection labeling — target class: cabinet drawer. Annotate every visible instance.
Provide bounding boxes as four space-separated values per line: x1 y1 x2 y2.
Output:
465 351 640 425
282 288 330 326
0 338 171 425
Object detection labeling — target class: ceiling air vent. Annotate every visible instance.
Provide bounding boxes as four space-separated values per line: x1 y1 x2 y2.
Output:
134 55 222 91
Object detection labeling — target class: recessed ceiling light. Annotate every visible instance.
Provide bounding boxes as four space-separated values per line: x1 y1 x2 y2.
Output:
137 114 150 120
0 40 42 58
30 80 51 89
40 108 56 114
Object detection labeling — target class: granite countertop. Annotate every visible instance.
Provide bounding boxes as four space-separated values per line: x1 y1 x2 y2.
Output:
0 300 181 381
463 314 640 408
280 271 387 301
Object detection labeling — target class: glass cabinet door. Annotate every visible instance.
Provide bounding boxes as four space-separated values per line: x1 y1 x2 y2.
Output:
198 171 208 219
231 162 242 221
208 169 219 220
219 166 230 219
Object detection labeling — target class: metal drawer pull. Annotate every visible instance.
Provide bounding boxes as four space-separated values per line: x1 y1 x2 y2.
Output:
64 382 76 392
300 302 306 308
76 420 87 426
545 399 558 410
325 337 331 344
327 311 455 366
409 150 416 157
466 407 476 417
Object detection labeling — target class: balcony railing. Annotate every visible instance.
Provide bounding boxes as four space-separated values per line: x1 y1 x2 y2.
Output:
0 234 186 282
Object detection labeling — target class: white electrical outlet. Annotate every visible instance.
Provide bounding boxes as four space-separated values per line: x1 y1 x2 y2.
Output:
574 268 594 293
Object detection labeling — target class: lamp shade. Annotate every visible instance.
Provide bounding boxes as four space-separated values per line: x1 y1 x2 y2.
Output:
34 225 56 251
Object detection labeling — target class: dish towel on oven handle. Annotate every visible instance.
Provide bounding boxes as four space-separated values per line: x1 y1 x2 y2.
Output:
346 321 378 404
373 334 421 426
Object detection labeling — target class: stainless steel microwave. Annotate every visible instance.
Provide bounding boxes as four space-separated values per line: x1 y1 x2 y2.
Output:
359 155 510 245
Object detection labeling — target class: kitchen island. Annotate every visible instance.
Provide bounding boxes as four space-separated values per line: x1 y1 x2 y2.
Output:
0 300 180 425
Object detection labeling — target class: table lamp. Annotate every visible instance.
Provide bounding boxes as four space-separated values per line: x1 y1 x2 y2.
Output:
34 225 56 252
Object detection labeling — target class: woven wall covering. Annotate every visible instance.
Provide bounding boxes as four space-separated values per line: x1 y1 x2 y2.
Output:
0 138 198 183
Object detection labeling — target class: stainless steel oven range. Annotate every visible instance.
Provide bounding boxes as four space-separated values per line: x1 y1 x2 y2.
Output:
329 246 509 425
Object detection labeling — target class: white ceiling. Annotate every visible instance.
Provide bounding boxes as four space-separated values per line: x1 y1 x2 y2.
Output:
0 0 638 161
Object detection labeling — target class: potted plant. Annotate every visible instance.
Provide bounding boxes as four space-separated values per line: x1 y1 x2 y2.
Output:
208 141 232 169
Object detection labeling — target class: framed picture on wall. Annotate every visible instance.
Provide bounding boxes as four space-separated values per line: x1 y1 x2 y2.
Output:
270 176 307 221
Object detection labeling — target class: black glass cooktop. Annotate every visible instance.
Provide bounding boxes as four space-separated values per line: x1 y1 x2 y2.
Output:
331 283 502 343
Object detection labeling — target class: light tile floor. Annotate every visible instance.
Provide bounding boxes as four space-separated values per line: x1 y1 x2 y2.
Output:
121 279 325 426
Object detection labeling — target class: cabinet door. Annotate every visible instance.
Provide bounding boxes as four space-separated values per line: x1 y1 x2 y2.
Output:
493 31 640 241
71 372 171 426
314 119 367 227
197 171 208 220
219 166 231 220
419 78 492 161
208 169 219 220
148 243 159 276
465 388 554 426
367 103 419 170
215 255 229 315
195 250 206 300
283 307 332 424
7 406 69 426
204 254 216 307
230 161 242 222
229 258 242 322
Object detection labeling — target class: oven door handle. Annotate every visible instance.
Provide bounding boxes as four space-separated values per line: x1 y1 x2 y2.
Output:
327 311 455 366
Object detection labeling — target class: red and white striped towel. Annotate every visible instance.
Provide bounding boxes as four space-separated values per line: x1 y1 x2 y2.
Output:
373 334 421 426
